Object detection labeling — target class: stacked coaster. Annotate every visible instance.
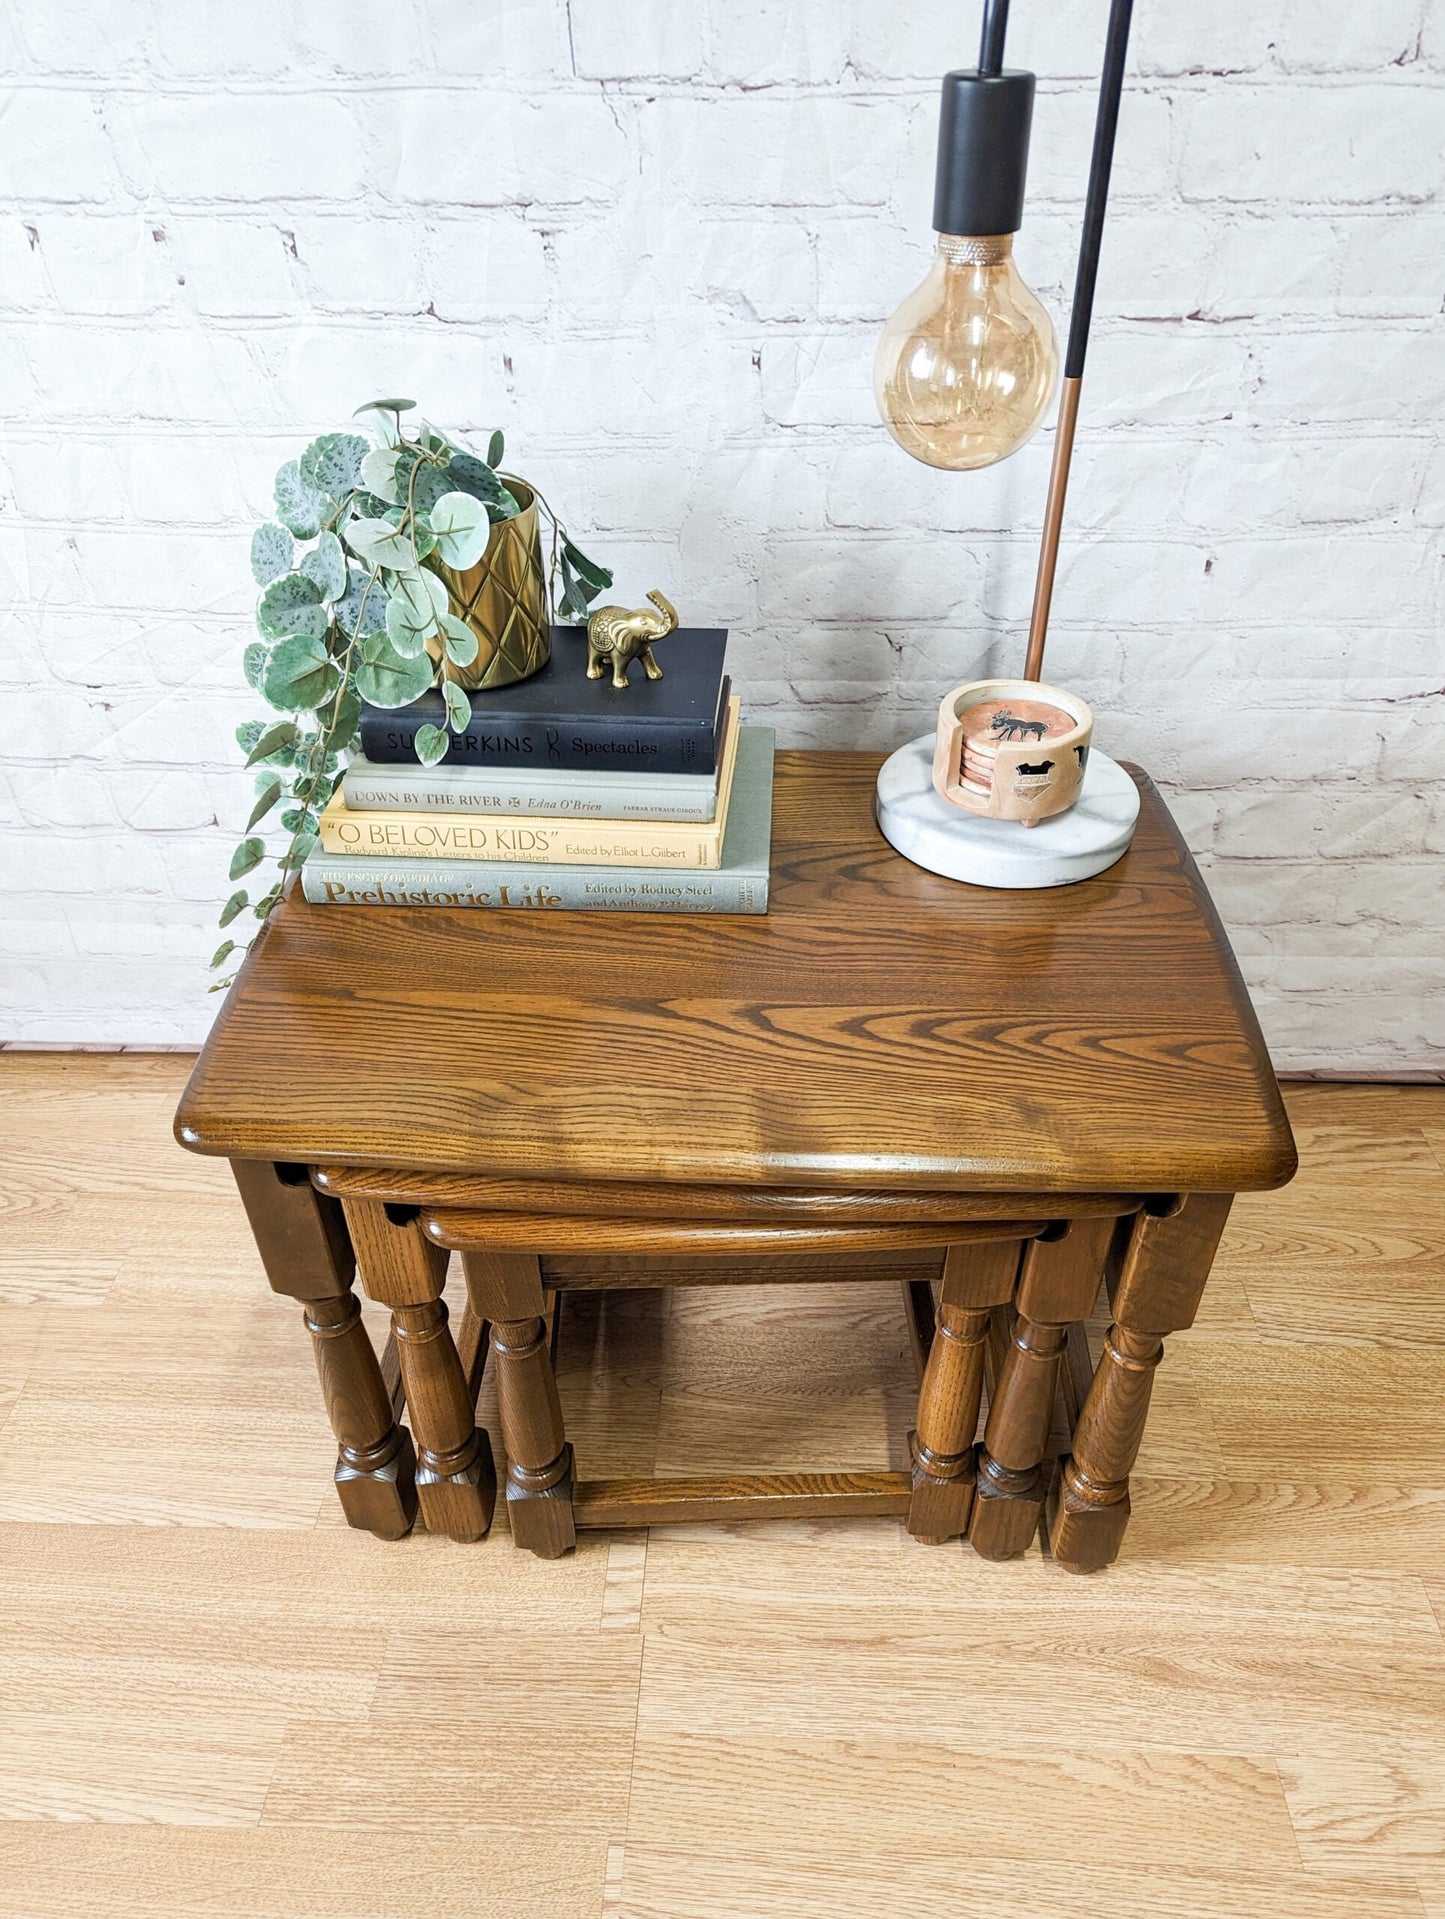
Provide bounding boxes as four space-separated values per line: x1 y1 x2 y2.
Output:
956 696 1079 805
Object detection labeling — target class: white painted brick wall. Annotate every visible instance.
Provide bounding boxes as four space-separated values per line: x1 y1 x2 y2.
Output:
1 0 1442 1069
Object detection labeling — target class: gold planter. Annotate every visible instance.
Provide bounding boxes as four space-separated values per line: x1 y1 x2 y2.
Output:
426 476 549 692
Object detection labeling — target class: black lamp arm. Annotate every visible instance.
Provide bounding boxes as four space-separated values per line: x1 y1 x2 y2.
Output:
978 0 1010 77
1065 0 1134 379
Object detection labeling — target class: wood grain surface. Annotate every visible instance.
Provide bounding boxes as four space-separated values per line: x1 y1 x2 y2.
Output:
174 753 1295 1194
423 1208 1050 1257
313 1165 1143 1222
1 1056 1438 1919
573 1471 914 1527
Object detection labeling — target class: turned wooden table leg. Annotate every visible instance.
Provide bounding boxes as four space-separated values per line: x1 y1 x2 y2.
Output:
1051 1193 1233 1573
231 1160 417 1538
462 1248 576 1559
342 1200 496 1543
969 1214 1116 1561
908 1237 1023 1543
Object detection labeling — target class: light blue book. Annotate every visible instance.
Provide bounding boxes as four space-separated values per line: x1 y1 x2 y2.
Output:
303 727 774 915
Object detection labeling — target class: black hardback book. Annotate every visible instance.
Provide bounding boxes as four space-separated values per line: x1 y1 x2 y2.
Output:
359 627 729 774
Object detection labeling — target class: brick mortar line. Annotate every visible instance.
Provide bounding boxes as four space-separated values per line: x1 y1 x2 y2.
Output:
1 424 1436 444
6 311 1439 330
3 73 1442 94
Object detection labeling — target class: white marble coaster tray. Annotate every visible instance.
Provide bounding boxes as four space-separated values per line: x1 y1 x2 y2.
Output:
874 734 1140 889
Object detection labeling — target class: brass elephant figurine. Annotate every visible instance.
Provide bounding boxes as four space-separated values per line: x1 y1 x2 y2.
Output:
585 590 679 689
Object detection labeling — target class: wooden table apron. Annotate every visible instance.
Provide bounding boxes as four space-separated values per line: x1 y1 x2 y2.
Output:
177 752 1295 1570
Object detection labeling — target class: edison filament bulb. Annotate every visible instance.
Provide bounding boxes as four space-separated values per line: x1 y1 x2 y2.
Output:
877 62 1056 470
874 233 1057 471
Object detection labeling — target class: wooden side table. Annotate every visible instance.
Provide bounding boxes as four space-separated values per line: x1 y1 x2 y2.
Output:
176 752 1295 1571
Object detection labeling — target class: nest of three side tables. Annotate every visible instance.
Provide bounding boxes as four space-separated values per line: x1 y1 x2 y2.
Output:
176 750 1295 1571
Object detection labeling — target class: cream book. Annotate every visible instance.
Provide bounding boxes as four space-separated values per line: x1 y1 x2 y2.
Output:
318 697 741 869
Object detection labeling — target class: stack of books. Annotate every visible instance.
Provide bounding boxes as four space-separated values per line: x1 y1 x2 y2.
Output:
301 627 774 914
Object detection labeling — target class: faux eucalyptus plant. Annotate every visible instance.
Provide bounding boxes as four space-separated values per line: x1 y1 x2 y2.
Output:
213 399 611 986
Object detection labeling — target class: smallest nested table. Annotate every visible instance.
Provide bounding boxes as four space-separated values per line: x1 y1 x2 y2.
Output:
176 751 1295 1569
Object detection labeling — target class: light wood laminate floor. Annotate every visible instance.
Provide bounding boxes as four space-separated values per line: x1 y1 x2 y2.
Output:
0 1054 1442 1918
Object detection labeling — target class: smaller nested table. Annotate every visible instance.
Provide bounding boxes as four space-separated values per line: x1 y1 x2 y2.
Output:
175 751 1295 1571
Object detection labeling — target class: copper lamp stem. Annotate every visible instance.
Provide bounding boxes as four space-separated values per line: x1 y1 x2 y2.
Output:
1020 0 1132 685
1023 374 1081 683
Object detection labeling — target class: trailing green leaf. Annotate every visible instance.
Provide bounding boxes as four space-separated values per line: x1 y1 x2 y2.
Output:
250 522 293 585
445 451 509 513
256 571 325 638
273 459 331 539
300 432 368 495
441 614 480 667
263 634 341 712
293 770 335 809
243 719 298 766
210 940 237 969
386 567 448 642
359 446 400 502
353 398 416 449
417 466 459 517
281 831 319 870
247 773 284 829
355 632 434 709
219 890 249 928
557 551 590 623
414 723 450 766
299 530 347 602
344 514 416 570
385 595 432 658
230 837 266 880
243 642 269 691
333 567 387 638
393 449 454 517
428 490 489 569
274 601 329 642
562 539 612 592
443 678 471 733
316 681 361 752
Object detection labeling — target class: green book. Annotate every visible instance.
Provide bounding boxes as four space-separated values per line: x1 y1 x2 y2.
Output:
302 727 774 914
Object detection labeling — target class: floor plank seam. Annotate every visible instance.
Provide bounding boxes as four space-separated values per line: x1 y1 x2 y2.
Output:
1426 1583 1445 1640
613 1620 653 1917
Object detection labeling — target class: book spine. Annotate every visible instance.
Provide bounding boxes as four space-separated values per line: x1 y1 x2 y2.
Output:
359 710 717 775
340 768 716 823
302 856 766 915
318 809 722 869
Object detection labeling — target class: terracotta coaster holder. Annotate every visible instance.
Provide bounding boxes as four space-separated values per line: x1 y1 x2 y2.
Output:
932 679 1093 828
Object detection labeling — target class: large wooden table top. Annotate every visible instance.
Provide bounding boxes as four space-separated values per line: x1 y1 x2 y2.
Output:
175 750 1296 1197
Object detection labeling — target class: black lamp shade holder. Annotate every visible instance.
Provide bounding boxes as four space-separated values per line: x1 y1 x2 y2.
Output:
932 69 1036 239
